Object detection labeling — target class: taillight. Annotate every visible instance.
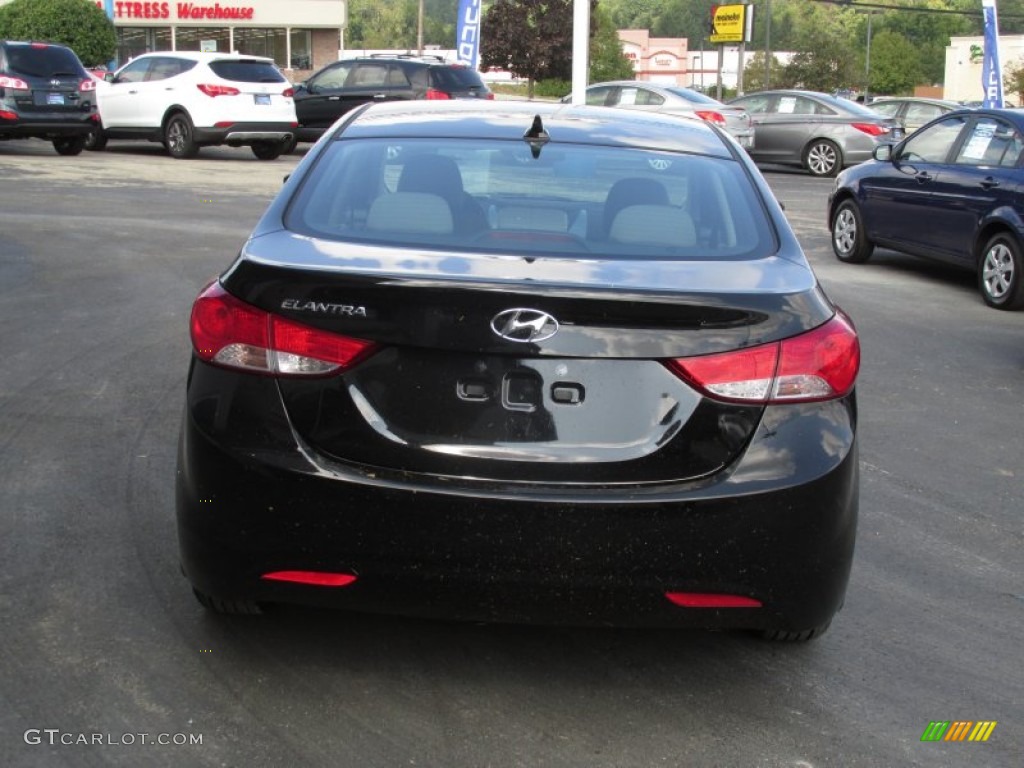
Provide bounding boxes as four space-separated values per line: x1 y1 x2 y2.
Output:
485 92 495 100
694 109 727 127
851 122 887 136
666 312 859 404
0 76 29 90
0 110 17 120
190 282 376 376
80 78 97 92
282 87 294 98
197 83 240 97
425 88 451 100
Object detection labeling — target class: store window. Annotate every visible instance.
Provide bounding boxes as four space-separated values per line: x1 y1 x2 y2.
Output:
175 27 230 52
116 27 173 64
234 28 287 66
290 30 312 70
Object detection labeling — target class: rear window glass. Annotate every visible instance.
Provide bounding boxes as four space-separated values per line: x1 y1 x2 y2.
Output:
208 60 285 83
430 66 486 90
4 44 84 78
286 138 774 261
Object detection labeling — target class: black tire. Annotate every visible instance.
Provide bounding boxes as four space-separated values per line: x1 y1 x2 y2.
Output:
280 135 298 155
978 232 1024 310
761 619 832 642
165 112 198 159
191 587 262 615
52 135 87 156
831 199 874 263
804 139 842 177
251 140 283 161
84 126 107 152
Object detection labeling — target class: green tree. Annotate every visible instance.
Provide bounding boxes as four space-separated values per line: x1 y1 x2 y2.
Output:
481 0 597 95
742 51 786 93
589 3 635 82
346 0 457 50
782 3 860 92
1004 56 1024 104
0 0 115 66
865 28 920 95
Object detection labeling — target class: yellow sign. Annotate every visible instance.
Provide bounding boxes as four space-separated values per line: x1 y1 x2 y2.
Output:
710 4 748 44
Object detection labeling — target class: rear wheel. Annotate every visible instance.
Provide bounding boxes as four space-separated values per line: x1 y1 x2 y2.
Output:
979 233 1024 310
831 199 874 263
251 140 283 161
52 135 87 156
191 587 262 615
84 125 107 151
805 139 842 177
165 112 198 159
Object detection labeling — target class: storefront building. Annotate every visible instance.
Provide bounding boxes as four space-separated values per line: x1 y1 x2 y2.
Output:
0 0 346 80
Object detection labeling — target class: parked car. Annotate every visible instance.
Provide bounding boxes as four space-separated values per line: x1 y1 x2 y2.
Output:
829 108 1024 310
177 100 861 640
288 54 493 150
91 51 296 159
728 89 903 176
0 39 98 155
868 96 960 135
564 80 754 149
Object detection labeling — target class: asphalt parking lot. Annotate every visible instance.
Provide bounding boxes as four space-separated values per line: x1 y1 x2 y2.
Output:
1 138 1022 768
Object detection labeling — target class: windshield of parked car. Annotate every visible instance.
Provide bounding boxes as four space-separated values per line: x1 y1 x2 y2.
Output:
208 59 287 83
286 138 775 261
5 44 83 77
665 87 721 105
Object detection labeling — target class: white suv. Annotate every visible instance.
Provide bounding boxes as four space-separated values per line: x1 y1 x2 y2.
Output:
91 51 297 160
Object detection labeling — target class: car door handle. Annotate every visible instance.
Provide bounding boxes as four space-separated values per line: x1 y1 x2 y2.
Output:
915 172 933 183
981 177 1000 189
373 93 387 99
328 96 340 100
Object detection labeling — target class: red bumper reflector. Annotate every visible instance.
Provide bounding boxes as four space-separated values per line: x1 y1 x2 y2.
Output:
665 592 762 608
261 571 357 587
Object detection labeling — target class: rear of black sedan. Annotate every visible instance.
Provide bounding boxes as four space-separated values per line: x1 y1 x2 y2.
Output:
176 101 860 640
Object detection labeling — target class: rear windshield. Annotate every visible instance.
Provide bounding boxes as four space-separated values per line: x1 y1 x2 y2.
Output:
665 87 720 105
430 66 486 90
208 59 286 83
286 138 774 261
4 44 84 78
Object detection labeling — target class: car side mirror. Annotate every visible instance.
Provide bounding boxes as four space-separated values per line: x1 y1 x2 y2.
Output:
873 144 893 162
294 82 307 94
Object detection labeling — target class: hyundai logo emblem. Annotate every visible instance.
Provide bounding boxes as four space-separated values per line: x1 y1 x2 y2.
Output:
490 308 559 343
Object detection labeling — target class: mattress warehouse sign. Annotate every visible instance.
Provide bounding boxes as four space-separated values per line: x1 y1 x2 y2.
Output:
93 2 256 20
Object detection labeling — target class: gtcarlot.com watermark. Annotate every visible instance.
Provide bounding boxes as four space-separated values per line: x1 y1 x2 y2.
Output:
24 729 202 746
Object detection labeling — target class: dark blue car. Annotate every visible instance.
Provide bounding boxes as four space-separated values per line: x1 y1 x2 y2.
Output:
829 108 1024 310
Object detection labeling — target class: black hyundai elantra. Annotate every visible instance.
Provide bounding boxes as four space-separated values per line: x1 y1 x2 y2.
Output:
177 100 860 640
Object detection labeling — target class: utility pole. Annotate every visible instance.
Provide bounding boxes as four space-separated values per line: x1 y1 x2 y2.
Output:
417 0 424 55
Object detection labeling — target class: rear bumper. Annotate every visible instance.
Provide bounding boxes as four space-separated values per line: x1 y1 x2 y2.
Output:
176 361 858 629
192 122 295 146
0 113 96 139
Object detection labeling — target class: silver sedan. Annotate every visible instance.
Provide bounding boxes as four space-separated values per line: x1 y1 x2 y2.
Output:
728 89 903 176
571 80 755 149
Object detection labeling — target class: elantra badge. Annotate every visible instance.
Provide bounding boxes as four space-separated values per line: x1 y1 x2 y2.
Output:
491 308 559 342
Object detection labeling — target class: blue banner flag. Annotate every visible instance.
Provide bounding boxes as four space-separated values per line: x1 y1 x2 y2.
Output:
457 0 482 69
982 0 1004 108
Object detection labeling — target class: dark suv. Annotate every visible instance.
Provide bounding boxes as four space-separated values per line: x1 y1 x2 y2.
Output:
0 40 98 155
289 55 492 148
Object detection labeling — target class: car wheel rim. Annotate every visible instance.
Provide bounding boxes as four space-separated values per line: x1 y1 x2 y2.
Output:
834 209 856 254
168 121 184 153
983 243 1014 299
808 144 835 175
